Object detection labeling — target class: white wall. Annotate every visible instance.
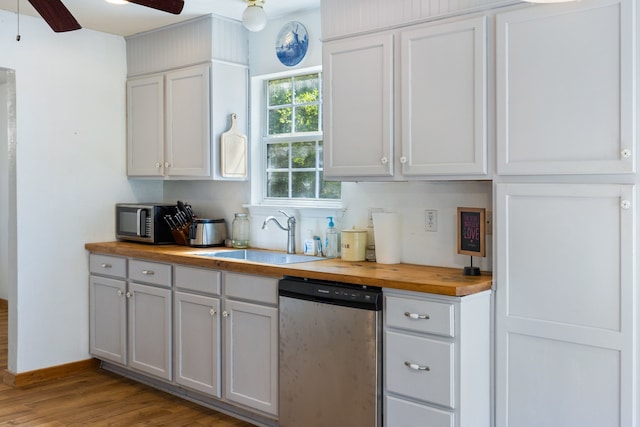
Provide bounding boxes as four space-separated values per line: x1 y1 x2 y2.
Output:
0 10 162 373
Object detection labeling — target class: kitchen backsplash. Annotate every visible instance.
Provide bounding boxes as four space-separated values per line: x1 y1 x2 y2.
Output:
163 180 492 271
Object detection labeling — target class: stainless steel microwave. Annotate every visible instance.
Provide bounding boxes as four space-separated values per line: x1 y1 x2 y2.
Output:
115 203 176 244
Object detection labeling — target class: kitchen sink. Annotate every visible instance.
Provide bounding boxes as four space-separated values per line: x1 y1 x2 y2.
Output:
191 249 325 265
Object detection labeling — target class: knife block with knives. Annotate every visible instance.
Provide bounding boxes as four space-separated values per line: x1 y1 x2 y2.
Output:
164 201 195 246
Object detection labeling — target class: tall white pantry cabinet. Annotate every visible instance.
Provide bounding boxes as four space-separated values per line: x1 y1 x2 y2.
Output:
321 0 639 425
494 0 637 426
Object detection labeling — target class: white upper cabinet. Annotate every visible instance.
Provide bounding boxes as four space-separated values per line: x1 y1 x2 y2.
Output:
164 65 212 178
496 0 635 175
323 15 489 181
323 33 395 178
400 16 487 176
127 74 165 177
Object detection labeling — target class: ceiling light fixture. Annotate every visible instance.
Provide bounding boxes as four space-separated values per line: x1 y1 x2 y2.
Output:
105 0 129 4
242 0 266 32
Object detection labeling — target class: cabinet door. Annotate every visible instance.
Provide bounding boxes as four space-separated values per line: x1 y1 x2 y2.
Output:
323 33 394 178
174 291 221 397
400 16 487 176
165 64 211 178
496 0 635 175
224 299 278 416
126 74 165 177
495 183 635 427
128 282 172 381
89 275 127 365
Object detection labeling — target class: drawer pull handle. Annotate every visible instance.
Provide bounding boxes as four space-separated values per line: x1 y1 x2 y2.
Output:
100 263 112 269
404 361 430 371
141 270 155 276
404 312 430 320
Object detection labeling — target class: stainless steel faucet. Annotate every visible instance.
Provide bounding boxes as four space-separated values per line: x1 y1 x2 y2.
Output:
262 210 296 254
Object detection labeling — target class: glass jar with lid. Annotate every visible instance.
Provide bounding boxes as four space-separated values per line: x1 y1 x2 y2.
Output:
232 213 250 248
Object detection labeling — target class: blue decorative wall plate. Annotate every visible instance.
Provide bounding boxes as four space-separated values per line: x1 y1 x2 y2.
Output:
275 21 309 67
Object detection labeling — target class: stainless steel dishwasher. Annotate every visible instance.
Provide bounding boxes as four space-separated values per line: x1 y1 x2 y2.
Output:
278 276 383 427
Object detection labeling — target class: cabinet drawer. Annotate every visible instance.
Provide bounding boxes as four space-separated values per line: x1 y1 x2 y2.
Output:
385 331 454 408
129 259 172 287
386 295 454 337
89 254 126 278
224 272 277 305
174 266 221 295
386 395 454 427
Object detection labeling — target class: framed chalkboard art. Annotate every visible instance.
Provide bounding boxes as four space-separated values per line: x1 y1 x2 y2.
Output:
457 207 486 275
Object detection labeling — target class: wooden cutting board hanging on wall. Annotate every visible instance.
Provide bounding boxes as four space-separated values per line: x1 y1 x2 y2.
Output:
220 113 248 178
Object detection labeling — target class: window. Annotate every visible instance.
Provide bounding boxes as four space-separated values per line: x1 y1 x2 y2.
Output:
263 72 340 202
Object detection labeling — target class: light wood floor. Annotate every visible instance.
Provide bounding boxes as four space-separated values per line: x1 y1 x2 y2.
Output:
0 299 255 426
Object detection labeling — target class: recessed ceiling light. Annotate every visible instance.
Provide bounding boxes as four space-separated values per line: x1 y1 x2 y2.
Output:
105 0 129 5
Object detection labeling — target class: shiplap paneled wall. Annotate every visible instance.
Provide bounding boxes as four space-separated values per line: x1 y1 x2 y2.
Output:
126 14 248 76
321 0 519 39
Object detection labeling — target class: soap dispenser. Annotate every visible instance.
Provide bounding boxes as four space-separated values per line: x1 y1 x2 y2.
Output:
324 217 338 258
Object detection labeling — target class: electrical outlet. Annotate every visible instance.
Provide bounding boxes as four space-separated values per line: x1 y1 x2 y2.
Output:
425 210 437 232
368 207 383 227
485 211 493 235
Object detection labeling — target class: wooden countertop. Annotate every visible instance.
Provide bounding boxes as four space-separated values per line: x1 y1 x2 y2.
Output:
85 242 492 297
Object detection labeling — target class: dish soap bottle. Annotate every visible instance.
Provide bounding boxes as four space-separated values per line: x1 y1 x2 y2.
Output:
324 217 338 258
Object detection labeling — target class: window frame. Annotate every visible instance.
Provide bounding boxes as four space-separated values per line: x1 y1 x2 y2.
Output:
250 66 341 209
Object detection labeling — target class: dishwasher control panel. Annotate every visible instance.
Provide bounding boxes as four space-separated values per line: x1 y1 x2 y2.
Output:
279 276 382 310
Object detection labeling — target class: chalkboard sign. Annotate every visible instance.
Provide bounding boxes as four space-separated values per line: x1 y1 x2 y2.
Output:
457 207 486 257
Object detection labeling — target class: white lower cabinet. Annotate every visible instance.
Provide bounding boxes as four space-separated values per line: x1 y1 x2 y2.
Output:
495 183 635 427
223 272 279 417
89 256 173 382
173 267 278 417
384 289 491 427
174 266 222 397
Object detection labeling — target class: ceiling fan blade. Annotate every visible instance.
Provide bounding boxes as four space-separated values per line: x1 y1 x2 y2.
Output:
128 0 185 15
27 0 81 32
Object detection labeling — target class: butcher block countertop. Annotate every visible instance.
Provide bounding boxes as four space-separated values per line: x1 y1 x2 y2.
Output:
85 242 492 297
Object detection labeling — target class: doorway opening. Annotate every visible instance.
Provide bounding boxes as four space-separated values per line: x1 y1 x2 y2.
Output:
0 68 17 374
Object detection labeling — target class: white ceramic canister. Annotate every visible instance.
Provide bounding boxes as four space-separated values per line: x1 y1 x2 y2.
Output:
341 228 368 261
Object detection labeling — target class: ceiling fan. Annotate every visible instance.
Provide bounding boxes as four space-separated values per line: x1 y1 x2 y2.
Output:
26 0 185 32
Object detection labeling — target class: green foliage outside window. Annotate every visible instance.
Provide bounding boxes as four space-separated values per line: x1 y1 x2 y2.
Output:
265 73 340 201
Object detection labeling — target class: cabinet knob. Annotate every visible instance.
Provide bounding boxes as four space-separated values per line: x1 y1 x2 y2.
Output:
141 270 155 276
210 308 217 316
621 200 631 210
404 361 430 371
155 162 161 168
164 162 170 168
622 149 632 158
404 311 430 320
117 290 124 296
125 292 132 298
222 310 230 318
400 156 407 164
100 263 112 269
381 157 388 165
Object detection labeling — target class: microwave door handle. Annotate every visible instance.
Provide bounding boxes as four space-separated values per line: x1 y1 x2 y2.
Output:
136 208 143 236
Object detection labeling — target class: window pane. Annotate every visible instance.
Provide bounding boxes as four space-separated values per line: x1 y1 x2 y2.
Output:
268 78 292 107
267 172 289 197
294 74 319 103
295 104 319 132
318 141 324 168
269 107 292 135
291 141 316 169
319 171 341 199
292 171 316 198
267 143 290 169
